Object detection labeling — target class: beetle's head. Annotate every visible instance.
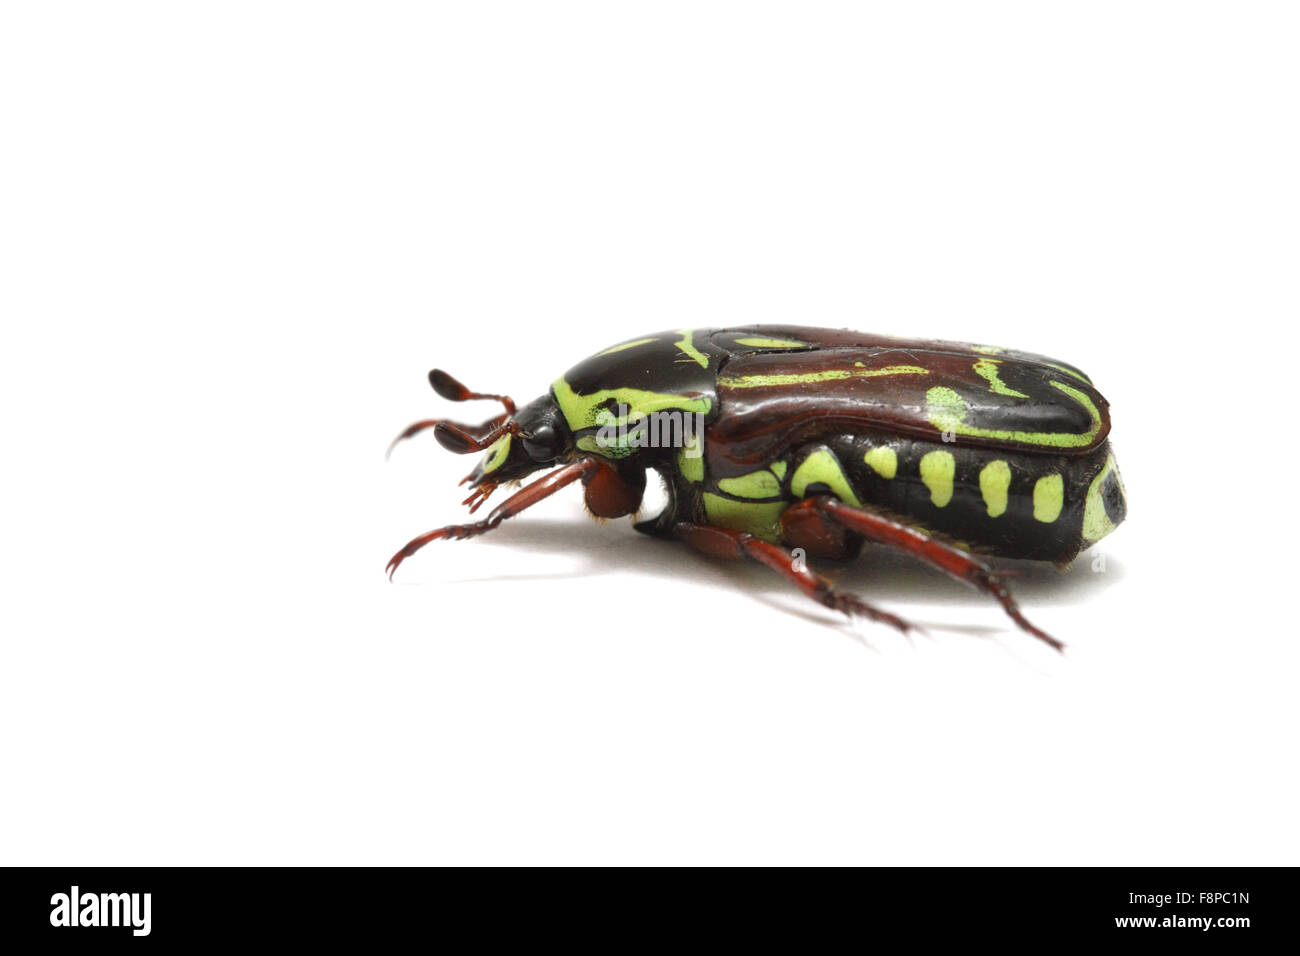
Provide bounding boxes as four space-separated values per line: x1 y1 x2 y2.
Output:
388 369 578 513
449 393 574 491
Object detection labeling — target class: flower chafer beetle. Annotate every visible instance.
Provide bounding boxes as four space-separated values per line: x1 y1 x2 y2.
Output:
387 327 1126 650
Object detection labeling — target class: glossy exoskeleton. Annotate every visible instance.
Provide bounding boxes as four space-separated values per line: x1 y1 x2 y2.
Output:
387 327 1127 649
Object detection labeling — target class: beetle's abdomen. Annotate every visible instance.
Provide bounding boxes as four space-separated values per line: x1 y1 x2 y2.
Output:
829 433 1126 563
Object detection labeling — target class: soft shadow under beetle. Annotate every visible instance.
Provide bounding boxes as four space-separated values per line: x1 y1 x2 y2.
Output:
387 327 1126 650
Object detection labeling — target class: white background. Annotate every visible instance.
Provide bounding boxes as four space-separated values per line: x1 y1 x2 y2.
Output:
3 2 1297 865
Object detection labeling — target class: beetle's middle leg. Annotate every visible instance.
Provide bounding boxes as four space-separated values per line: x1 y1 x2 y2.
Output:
672 522 917 635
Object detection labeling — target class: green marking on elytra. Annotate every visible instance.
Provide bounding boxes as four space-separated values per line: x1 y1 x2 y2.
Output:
973 358 1030 399
597 337 659 356
863 446 897 479
920 450 956 507
770 461 788 480
1082 454 1124 543
979 460 1011 517
972 344 1005 355
677 432 704 482
790 448 860 505
1046 362 1092 385
1033 473 1064 523
702 494 787 542
718 469 782 499
674 329 709 369
481 433 512 474
718 364 929 388
734 336 809 349
925 382 1103 448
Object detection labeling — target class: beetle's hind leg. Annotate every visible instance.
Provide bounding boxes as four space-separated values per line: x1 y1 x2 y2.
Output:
786 497 1063 652
672 522 918 637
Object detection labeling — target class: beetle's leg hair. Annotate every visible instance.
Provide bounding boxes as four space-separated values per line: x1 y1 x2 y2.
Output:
386 458 599 579
672 522 917 636
796 496 1063 652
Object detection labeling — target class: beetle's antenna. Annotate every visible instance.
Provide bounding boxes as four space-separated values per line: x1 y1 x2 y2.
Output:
428 369 516 415
386 412 510 459
434 419 521 455
386 369 517 459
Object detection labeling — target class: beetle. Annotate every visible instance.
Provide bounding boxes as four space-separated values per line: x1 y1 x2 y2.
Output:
386 327 1126 649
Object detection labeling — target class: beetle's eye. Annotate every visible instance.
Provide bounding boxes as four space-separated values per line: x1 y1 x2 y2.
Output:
522 425 559 461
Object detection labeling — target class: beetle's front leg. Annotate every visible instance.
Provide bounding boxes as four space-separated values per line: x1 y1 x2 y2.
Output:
386 457 600 579
672 522 917 636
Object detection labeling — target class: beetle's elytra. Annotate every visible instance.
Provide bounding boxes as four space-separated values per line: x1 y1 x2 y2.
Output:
387 327 1126 650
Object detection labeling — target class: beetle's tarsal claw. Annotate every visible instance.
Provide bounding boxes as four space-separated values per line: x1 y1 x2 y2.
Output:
385 525 460 579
